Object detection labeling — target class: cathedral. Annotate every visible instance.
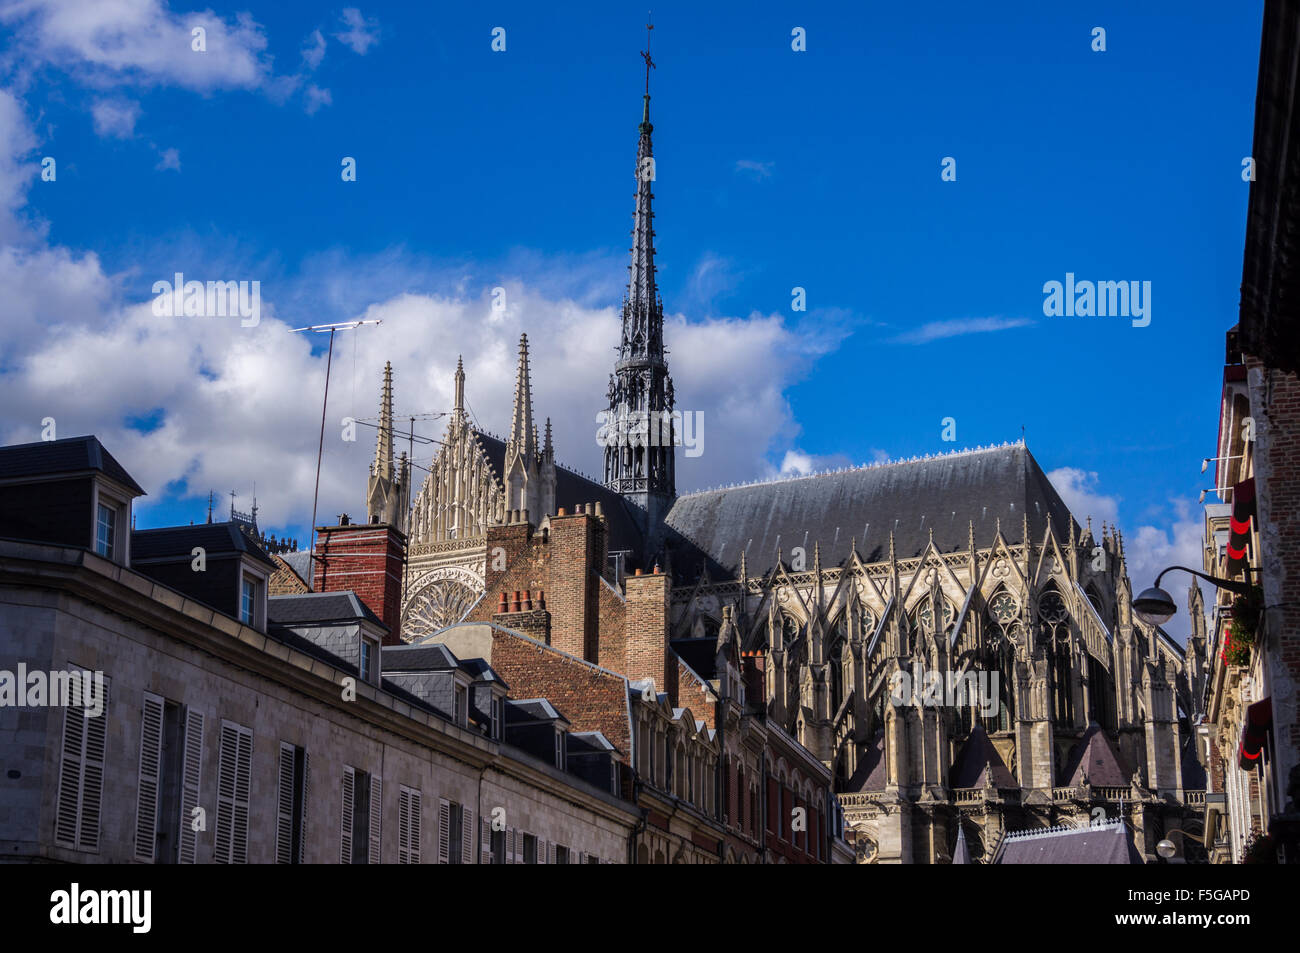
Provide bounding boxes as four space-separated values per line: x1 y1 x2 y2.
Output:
358 49 1208 863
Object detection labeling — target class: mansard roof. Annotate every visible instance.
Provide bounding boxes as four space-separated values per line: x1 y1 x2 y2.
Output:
133 522 279 570
0 434 146 495
472 429 647 559
662 442 1078 579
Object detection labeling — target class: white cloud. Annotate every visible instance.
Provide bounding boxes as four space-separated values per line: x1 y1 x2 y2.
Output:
91 98 140 138
0 89 39 242
301 29 326 70
734 159 773 181
303 84 331 115
1048 467 1202 644
333 8 379 55
891 316 1033 345
154 146 180 171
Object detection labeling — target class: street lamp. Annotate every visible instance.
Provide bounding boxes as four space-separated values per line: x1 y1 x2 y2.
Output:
1156 827 1201 860
1133 566 1254 628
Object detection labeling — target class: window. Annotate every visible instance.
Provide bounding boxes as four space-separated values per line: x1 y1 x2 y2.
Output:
555 844 570 864
490 696 503 740
398 785 421 864
276 742 310 864
454 684 467 726
522 832 537 864
586 853 600 864
54 669 110 852
95 502 117 559
491 826 506 864
340 767 380 863
214 721 253 864
359 638 374 683
438 799 474 864
555 729 567 770
240 577 256 625
135 694 194 864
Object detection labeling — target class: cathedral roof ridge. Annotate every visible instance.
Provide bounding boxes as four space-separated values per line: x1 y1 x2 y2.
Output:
682 442 1025 497
1001 819 1124 841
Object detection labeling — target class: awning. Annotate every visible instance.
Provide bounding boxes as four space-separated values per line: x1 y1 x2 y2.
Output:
1238 697 1272 770
1228 478 1256 575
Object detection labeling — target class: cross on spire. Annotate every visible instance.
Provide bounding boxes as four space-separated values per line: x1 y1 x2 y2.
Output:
642 17 655 95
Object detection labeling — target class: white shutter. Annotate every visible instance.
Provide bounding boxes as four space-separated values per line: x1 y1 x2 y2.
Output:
55 671 107 851
398 787 411 864
548 841 557 864
368 775 382 864
480 816 491 864
507 827 516 864
437 798 450 864
298 751 310 864
133 693 165 862
275 742 295 864
177 708 203 864
461 806 474 865
340 767 355 864
77 675 109 852
214 721 252 864
538 838 547 864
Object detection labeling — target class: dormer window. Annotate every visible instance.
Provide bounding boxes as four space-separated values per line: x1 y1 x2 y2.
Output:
95 502 117 558
454 685 468 726
491 696 503 741
240 577 256 624
359 637 376 684
555 729 567 770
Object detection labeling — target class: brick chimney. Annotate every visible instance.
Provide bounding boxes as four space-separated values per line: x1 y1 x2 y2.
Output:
623 566 672 696
313 519 406 644
546 505 607 663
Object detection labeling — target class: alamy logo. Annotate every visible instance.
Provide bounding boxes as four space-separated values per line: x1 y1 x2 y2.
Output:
50 883 151 933
595 402 704 457
888 663 1000 716
0 665 104 718
151 272 261 327
1042 273 1151 327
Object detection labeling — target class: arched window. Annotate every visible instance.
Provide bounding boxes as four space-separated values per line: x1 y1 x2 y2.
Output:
1038 586 1075 727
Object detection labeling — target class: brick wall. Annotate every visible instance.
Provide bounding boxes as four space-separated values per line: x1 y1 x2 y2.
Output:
624 569 671 693
1246 359 1300 805
313 521 405 644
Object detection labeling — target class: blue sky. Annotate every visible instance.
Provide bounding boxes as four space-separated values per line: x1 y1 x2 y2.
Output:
0 0 1266 639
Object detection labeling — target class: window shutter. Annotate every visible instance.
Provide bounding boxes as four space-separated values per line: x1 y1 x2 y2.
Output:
368 775 382 864
548 841 556 864
480 816 491 865
215 721 251 863
398 787 411 864
507 827 517 864
54 694 85 847
460 806 474 865
298 752 310 864
536 837 546 864
276 742 295 864
340 767 355 864
77 676 108 852
437 798 450 864
133 692 165 862
177 708 203 864
409 789 421 864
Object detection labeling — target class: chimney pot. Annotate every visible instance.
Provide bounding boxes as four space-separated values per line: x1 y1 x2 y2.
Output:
537 589 546 610
511 590 522 613
523 589 533 611
634 568 643 576
498 591 508 613
557 507 567 517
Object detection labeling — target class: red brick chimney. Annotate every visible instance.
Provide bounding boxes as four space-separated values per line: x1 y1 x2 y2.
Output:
313 517 406 644
545 505 607 663
624 566 672 696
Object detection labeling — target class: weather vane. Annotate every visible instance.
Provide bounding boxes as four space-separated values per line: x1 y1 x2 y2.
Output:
642 15 655 94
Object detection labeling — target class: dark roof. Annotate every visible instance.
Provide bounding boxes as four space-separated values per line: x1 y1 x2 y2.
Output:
471 430 647 562
952 825 971 865
132 522 278 570
569 731 619 755
950 725 1017 789
506 698 569 726
663 443 1078 579
670 638 717 681
844 731 887 792
460 657 509 689
1060 725 1133 787
280 550 313 589
995 821 1143 864
268 591 386 629
0 435 146 495
381 643 461 673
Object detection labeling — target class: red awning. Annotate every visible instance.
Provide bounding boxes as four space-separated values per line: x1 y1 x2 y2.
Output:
1239 697 1272 769
1228 478 1256 575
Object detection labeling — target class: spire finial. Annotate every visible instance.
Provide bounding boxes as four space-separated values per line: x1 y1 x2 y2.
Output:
453 355 465 414
507 333 537 464
372 361 395 480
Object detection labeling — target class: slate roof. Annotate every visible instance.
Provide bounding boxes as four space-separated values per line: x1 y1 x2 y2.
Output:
952 825 971 865
280 550 314 589
845 731 887 792
459 656 509 689
506 698 569 725
381 643 461 672
1060 724 1133 787
0 435 146 495
472 430 647 562
994 820 1144 864
662 442 1078 579
132 522 279 570
268 590 385 629
950 725 1017 789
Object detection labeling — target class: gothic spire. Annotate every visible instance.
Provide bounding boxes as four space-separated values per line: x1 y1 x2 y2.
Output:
372 360 394 481
622 25 660 357
507 333 537 463
453 354 465 416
